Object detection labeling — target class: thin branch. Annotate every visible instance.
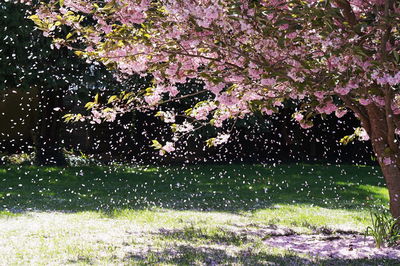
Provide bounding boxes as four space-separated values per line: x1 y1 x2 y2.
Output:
158 90 208 105
339 95 371 133
162 49 244 71
334 0 358 26
380 0 393 61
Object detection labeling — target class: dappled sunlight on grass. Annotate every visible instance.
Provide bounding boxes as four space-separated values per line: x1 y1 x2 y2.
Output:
0 209 397 265
0 164 395 264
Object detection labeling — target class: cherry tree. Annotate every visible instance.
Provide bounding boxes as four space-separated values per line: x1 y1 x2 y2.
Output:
30 0 400 217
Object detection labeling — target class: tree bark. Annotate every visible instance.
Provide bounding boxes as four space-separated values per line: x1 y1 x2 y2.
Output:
34 87 67 166
376 159 400 219
365 104 400 218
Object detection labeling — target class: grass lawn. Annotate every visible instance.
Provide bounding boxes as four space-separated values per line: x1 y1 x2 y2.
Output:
0 163 397 265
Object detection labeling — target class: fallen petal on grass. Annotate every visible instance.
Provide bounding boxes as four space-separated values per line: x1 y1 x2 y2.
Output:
264 234 400 259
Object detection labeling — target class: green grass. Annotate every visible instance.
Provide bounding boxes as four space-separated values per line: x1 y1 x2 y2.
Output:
0 163 396 265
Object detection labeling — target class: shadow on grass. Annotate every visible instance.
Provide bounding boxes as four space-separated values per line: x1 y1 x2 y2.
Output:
156 224 295 246
158 226 252 246
124 242 400 265
0 163 388 214
124 243 313 265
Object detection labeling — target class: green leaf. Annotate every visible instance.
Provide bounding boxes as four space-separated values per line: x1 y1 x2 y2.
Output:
184 108 193 116
102 107 113 113
29 15 40 23
62 114 74 122
339 134 355 145
107 95 118 104
150 140 162 150
170 124 177 132
60 0 64 7
394 51 399 63
145 87 154 94
94 93 99 104
74 50 84 57
73 114 83 122
84 102 95 110
205 138 215 147
197 47 209 53
122 92 133 100
66 32 74 40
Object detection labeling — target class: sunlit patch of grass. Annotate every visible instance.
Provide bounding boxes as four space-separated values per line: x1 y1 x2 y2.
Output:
357 184 389 201
250 204 370 233
0 210 19 218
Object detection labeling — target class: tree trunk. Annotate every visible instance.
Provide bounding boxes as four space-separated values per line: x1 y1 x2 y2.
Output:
34 87 67 166
376 160 400 219
365 105 400 218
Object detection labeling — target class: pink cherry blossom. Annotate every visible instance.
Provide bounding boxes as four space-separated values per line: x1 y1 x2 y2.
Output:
293 113 304 122
359 98 371 106
335 108 347 118
161 142 175 154
383 157 393 166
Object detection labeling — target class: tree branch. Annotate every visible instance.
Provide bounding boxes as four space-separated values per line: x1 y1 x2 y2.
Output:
380 0 393 61
384 86 399 153
339 95 371 133
334 0 357 26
